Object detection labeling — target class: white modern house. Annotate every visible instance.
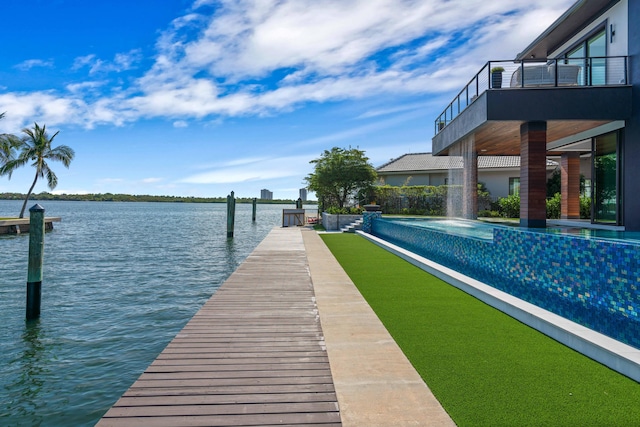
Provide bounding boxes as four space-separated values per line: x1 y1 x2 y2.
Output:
433 0 637 228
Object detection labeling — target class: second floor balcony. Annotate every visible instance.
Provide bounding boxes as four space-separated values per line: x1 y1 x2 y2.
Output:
432 56 631 155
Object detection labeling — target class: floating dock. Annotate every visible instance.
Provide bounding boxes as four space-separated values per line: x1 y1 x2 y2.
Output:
0 217 61 235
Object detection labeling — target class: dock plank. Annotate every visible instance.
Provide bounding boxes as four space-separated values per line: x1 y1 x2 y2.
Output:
98 227 341 426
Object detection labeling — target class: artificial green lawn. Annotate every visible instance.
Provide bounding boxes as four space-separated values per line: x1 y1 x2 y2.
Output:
321 234 640 427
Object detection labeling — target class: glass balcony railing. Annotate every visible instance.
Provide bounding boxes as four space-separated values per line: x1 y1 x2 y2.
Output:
434 56 629 135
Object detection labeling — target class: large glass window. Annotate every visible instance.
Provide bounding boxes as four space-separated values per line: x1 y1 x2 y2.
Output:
587 30 606 85
567 44 586 85
593 131 618 223
565 27 606 86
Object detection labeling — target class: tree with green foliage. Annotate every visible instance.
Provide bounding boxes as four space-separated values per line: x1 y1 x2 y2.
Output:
305 147 377 210
0 113 21 174
0 123 75 218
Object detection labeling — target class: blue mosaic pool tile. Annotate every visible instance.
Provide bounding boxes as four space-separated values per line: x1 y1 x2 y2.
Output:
362 212 382 233
371 219 640 349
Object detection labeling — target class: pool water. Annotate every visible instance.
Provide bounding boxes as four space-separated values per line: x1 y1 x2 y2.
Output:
386 217 640 245
386 218 498 241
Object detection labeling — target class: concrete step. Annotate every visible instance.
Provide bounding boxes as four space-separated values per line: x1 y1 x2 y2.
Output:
341 219 363 233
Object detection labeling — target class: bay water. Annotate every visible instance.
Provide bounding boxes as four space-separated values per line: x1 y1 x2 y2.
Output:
0 200 310 426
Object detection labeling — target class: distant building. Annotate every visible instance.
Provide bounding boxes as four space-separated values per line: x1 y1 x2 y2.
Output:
299 188 308 201
260 189 273 200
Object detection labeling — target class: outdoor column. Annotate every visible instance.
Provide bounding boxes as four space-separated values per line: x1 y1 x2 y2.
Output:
561 152 580 219
520 121 547 228
462 145 478 219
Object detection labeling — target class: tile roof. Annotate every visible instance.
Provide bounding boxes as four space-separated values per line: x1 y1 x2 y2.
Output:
377 153 557 172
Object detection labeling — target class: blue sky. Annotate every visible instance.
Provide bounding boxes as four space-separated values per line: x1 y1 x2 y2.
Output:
0 0 574 200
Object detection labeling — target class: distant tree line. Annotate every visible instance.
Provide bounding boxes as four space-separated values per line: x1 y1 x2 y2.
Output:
0 191 313 205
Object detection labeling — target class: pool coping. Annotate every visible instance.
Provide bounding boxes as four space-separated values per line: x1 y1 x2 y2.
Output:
357 230 640 383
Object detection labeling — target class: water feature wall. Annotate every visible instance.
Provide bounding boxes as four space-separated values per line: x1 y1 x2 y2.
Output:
370 218 640 349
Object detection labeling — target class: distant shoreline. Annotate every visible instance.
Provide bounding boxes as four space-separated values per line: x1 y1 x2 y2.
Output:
0 192 316 205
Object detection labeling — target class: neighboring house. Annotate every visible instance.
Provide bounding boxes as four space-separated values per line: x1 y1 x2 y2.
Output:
432 0 637 229
376 153 558 199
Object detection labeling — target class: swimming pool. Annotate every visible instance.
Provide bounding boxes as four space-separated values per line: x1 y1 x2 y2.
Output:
370 216 640 349
385 218 498 241
385 217 640 244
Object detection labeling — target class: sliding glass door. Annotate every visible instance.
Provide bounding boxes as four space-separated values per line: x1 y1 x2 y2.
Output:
565 27 606 86
592 131 619 224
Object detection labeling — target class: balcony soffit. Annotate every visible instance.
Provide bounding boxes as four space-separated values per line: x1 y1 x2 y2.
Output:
468 120 611 156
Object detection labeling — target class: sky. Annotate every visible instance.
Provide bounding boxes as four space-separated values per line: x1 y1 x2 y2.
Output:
0 0 575 200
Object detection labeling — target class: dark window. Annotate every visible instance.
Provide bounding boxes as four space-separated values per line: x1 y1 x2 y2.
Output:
509 177 520 196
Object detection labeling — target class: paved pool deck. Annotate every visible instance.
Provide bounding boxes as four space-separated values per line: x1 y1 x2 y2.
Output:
98 226 455 426
303 228 455 426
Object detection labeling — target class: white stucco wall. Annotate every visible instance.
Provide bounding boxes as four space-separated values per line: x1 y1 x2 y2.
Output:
478 170 518 199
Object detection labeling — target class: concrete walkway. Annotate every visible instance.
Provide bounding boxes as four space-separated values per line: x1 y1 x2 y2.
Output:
302 228 455 426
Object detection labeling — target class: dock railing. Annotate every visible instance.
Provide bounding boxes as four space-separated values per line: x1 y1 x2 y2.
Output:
434 56 629 135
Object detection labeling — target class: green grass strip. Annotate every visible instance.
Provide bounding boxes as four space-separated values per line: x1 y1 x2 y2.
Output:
321 233 640 427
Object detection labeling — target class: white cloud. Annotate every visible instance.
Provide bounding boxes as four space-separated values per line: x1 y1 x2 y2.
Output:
173 120 188 127
296 108 428 148
72 50 143 74
72 54 97 70
356 102 430 120
0 0 576 129
141 177 163 183
66 81 107 93
14 59 54 70
0 92 88 131
179 154 312 184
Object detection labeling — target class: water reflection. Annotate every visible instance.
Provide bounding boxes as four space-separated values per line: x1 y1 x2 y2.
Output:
5 320 50 425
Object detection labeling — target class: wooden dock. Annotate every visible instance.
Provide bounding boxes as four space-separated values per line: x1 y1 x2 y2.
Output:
97 227 341 426
0 217 60 234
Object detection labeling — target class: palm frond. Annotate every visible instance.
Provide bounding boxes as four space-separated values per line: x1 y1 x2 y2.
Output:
45 167 58 190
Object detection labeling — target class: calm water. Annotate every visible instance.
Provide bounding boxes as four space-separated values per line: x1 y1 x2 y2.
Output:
0 200 306 426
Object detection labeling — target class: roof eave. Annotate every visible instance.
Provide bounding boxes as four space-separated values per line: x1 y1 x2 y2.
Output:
515 0 619 60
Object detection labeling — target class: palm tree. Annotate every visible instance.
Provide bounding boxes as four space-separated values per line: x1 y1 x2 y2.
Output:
0 114 23 177
0 123 75 218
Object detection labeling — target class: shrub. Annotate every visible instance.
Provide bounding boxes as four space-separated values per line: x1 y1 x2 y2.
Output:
325 206 364 215
580 195 591 219
371 184 492 216
546 192 561 219
498 194 520 218
478 210 502 218
325 207 348 214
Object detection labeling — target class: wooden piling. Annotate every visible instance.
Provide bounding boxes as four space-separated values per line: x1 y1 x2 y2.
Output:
252 197 257 222
26 204 45 320
227 191 236 238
